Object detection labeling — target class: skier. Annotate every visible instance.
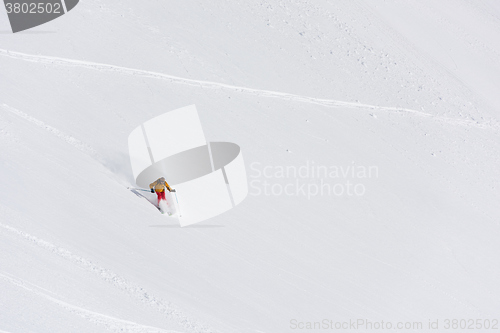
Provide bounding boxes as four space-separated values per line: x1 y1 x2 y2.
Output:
150 177 172 205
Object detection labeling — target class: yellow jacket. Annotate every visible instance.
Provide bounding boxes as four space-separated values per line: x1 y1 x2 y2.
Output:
149 178 172 192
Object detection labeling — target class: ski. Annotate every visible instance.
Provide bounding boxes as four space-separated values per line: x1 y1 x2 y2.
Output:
127 187 151 192
128 186 180 217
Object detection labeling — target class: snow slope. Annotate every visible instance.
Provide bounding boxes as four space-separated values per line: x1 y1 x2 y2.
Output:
1 1 499 332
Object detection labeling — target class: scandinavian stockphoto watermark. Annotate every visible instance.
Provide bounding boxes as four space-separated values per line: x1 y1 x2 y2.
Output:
290 319 424 330
249 161 378 199
289 318 499 330
3 0 79 33
128 105 248 227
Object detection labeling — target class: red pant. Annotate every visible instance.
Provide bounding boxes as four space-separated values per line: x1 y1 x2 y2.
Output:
156 190 166 205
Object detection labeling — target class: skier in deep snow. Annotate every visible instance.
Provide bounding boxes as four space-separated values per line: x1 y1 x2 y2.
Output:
149 177 172 205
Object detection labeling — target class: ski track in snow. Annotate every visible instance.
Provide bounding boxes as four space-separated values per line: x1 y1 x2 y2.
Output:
1 103 97 156
0 49 492 129
0 271 181 333
0 220 218 333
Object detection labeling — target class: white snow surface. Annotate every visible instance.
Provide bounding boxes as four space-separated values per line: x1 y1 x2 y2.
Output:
1 1 499 332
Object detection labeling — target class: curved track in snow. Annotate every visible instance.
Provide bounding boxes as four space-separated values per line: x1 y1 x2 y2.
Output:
0 49 490 128
1 103 96 156
0 271 182 333
0 219 218 333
